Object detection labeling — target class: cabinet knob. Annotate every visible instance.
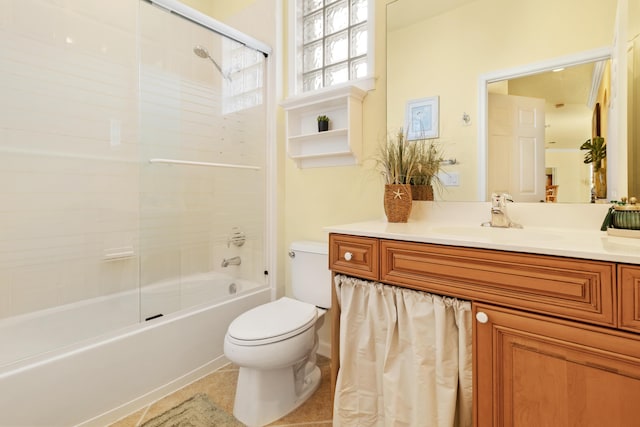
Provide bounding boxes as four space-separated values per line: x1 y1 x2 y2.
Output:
476 312 489 324
344 252 353 261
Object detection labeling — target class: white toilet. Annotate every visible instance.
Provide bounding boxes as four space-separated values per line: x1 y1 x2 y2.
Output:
223 241 331 427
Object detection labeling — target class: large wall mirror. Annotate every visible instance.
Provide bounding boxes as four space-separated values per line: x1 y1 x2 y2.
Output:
387 0 639 203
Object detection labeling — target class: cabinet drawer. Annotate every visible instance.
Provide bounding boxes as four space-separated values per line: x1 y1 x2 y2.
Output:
381 240 616 326
329 234 379 281
619 264 640 332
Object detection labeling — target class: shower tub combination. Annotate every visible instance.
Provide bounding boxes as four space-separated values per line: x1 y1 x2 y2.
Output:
0 0 275 424
0 0 273 424
0 272 270 426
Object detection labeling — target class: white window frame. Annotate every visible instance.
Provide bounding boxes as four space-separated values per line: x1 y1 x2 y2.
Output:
287 0 376 97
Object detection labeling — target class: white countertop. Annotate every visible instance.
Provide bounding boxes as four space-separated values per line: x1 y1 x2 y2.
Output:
325 201 640 265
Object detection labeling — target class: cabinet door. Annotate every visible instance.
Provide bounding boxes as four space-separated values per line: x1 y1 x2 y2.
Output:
619 264 640 332
474 303 640 427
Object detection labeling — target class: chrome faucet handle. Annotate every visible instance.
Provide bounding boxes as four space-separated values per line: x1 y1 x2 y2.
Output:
227 228 246 248
491 192 514 207
502 193 514 203
490 192 502 207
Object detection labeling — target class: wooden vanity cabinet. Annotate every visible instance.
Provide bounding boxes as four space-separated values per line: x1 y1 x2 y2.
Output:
379 239 615 327
474 303 640 427
328 233 640 427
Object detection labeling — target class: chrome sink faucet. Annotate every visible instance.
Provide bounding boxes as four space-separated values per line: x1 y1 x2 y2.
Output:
482 193 522 228
221 256 241 267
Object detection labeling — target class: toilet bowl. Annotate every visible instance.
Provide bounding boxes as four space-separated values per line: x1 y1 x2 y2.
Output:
223 241 330 427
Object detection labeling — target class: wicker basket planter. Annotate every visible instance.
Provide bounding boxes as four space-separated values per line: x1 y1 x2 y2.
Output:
384 184 412 223
411 184 434 201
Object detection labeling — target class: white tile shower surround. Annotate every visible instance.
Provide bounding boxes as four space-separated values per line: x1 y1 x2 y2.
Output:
0 0 266 320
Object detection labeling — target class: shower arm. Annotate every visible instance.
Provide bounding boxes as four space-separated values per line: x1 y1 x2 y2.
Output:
205 56 226 78
193 45 230 81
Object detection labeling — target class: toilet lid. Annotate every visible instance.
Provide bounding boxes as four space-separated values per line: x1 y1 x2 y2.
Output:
227 297 317 345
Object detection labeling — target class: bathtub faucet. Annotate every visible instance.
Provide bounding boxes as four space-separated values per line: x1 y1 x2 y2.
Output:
221 256 242 267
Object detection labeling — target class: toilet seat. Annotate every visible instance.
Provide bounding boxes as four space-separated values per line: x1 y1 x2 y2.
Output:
227 297 317 346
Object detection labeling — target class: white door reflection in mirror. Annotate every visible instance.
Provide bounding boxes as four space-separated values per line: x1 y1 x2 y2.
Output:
488 93 546 202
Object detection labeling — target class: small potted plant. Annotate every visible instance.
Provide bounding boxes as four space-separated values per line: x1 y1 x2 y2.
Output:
317 115 330 132
580 136 606 199
410 138 444 201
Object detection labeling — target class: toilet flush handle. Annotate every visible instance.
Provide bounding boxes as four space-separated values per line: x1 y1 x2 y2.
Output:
344 252 353 261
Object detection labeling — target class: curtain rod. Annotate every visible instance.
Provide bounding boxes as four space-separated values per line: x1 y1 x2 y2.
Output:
147 0 272 57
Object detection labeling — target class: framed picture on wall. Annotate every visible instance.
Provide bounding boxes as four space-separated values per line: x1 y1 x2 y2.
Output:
405 96 439 140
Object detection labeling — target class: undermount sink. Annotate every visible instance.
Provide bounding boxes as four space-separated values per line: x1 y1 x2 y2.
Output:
430 225 563 243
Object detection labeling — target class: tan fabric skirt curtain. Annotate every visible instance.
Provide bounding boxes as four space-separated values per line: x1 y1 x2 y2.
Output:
333 275 472 427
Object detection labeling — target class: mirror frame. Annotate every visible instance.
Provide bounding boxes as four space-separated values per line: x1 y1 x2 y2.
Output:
476 46 613 201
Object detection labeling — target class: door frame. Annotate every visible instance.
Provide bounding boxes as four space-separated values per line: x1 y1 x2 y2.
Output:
476 46 612 201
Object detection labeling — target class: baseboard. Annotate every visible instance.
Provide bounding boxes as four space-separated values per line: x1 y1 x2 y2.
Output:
78 355 230 427
317 338 331 359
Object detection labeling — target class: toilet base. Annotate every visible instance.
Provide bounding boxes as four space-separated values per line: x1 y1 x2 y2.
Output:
233 362 321 427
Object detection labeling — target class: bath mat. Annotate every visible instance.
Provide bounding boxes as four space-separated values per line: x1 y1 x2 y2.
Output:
141 393 243 427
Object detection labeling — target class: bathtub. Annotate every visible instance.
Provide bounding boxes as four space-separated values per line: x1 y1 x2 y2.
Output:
0 272 270 427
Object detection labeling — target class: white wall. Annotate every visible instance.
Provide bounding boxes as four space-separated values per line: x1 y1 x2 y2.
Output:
545 150 592 203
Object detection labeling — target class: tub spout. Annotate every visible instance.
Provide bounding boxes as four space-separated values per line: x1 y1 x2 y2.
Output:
221 256 241 267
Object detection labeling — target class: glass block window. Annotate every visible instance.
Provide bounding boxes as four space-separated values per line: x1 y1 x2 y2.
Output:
301 0 368 92
223 39 265 114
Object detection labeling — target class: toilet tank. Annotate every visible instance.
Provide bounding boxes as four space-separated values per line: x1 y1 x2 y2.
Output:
290 241 331 309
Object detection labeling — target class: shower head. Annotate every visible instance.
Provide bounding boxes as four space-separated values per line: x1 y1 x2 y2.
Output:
193 45 230 81
193 45 210 59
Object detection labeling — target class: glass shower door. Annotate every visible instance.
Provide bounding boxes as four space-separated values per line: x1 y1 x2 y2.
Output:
138 1 268 321
0 0 141 366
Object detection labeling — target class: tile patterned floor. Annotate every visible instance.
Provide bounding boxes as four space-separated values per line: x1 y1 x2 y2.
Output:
110 355 332 427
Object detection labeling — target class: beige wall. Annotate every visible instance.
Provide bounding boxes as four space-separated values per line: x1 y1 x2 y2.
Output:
282 0 390 234
280 0 391 347
181 0 257 20
545 150 592 203
281 0 390 289
387 0 618 201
